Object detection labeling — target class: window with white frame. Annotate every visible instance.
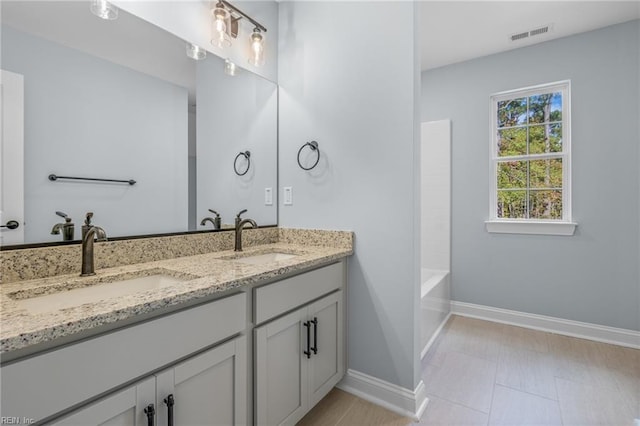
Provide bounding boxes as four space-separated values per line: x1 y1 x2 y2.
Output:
488 81 575 234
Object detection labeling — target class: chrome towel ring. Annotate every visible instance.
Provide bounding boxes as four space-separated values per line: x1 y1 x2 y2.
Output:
234 151 251 176
297 141 320 171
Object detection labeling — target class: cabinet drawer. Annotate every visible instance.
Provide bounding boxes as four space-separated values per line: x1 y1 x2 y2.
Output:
0 292 246 423
254 262 343 324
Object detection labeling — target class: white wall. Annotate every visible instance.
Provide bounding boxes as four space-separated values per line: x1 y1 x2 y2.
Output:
2 26 188 243
422 20 640 331
421 121 451 272
196 55 278 228
114 1 279 83
278 2 422 391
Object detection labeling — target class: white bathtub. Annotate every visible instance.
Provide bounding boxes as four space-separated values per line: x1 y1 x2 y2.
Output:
421 268 451 359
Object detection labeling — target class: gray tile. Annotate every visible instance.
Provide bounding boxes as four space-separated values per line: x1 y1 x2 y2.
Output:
496 346 558 400
488 385 562 426
556 376 636 426
423 351 497 413
418 394 488 425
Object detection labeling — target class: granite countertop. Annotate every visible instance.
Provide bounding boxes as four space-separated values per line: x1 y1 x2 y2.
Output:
0 243 352 354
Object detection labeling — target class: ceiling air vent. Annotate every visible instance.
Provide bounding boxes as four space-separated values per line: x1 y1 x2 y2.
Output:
530 25 550 37
510 24 553 42
511 31 529 42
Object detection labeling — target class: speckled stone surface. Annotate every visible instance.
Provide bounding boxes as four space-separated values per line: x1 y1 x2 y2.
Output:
1 228 279 283
278 228 353 249
0 229 353 354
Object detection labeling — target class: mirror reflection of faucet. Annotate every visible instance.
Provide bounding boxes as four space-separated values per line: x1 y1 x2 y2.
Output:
200 209 222 230
50 211 74 241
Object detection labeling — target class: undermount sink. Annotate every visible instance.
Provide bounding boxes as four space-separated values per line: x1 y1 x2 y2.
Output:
12 270 194 314
225 251 299 265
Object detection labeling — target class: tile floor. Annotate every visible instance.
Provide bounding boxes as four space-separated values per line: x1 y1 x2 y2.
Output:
297 315 640 426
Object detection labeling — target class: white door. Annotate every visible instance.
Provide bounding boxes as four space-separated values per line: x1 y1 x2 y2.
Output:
155 337 247 426
255 306 308 426
307 291 343 408
0 70 24 245
49 378 156 426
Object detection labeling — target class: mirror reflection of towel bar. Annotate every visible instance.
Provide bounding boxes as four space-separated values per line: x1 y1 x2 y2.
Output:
233 151 251 176
297 141 320 171
48 174 136 185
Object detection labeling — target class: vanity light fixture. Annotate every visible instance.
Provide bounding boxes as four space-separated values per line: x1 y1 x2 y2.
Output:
248 28 265 67
211 3 232 48
90 0 118 20
211 0 268 66
225 58 238 76
186 43 207 60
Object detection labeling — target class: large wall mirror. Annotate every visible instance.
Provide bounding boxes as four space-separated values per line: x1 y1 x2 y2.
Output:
0 1 277 247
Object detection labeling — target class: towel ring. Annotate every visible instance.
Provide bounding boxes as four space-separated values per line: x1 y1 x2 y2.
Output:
234 151 251 176
297 141 320 171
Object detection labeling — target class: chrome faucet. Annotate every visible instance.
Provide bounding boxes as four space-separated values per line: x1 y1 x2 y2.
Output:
234 209 257 252
200 209 221 230
81 212 107 276
51 211 75 241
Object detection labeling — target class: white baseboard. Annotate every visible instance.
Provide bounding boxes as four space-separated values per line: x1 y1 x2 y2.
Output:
421 311 452 359
337 369 428 420
451 301 640 349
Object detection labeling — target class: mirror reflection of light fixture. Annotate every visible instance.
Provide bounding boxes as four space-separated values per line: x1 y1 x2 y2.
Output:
211 3 232 48
212 0 268 66
186 43 207 60
248 28 265 67
225 59 238 76
90 0 118 20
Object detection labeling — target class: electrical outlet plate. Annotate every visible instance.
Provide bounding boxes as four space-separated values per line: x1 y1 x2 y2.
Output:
283 187 292 205
265 188 273 205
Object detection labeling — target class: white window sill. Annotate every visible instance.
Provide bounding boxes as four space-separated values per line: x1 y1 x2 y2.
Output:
485 220 577 236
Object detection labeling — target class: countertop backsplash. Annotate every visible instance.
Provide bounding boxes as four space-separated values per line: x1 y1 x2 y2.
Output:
0 228 353 284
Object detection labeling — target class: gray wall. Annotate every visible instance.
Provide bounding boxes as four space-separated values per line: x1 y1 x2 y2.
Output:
278 2 422 390
422 20 640 331
2 26 188 243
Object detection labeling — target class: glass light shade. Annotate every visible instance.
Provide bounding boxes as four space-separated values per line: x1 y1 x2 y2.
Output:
248 30 265 67
211 6 231 48
90 0 118 20
224 59 238 76
186 43 206 60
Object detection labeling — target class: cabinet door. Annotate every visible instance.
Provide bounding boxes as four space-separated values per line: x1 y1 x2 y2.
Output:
254 307 308 426
48 378 155 426
308 291 344 408
155 336 247 426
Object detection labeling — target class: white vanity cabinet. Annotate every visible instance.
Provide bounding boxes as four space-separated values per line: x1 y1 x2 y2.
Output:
254 262 345 426
1 257 349 426
49 378 156 426
154 336 247 426
50 336 247 426
1 292 247 424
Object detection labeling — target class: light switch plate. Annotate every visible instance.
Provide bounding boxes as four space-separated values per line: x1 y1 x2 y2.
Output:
283 187 292 205
265 188 273 205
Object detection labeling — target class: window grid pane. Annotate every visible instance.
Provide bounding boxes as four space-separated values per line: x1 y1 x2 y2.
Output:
493 84 567 221
496 157 563 219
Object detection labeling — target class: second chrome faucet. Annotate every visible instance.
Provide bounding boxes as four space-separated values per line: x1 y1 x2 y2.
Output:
234 209 257 252
81 212 107 276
